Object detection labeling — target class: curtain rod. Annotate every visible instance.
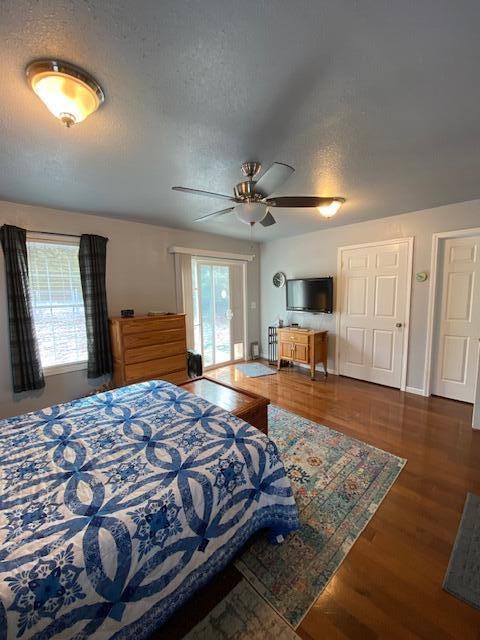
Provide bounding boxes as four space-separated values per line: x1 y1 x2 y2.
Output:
27 230 81 238
27 230 109 240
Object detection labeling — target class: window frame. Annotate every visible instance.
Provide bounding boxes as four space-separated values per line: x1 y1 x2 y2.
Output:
27 232 88 377
191 256 247 370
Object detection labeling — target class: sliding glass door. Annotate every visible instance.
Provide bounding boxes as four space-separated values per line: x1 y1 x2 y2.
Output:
192 259 246 368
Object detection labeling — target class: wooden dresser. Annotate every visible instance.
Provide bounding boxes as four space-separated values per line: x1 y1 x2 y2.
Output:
110 314 187 387
277 327 328 380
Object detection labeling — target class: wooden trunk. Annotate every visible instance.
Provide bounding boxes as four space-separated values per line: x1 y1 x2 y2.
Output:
180 376 269 435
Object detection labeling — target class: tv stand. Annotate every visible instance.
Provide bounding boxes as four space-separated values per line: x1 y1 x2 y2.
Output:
277 328 328 380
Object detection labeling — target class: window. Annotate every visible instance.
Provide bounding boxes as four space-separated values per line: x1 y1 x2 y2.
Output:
27 235 88 374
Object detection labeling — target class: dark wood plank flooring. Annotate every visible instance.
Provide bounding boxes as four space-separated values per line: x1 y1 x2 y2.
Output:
157 362 480 639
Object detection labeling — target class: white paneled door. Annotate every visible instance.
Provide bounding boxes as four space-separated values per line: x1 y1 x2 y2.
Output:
433 236 480 403
338 240 412 388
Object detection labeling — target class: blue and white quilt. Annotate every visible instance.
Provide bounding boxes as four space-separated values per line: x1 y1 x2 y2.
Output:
0 380 299 639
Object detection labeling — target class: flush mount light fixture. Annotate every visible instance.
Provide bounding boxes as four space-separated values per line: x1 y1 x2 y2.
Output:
317 197 346 219
26 59 105 127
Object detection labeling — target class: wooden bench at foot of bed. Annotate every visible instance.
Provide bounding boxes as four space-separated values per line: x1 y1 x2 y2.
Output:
180 376 269 435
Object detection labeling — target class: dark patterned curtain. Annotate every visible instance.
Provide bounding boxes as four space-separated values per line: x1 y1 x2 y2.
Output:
0 225 45 392
79 234 112 378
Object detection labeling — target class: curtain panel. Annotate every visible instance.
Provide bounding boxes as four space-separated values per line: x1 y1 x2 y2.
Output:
173 252 194 349
0 224 45 392
79 234 113 378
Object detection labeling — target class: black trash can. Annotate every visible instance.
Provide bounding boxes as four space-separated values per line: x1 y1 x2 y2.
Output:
187 349 203 378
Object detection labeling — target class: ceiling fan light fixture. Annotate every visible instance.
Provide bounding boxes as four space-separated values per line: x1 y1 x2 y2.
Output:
173 161 346 231
26 59 104 127
317 198 345 218
236 202 266 225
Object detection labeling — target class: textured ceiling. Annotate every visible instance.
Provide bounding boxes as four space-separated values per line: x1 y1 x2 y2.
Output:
1 0 479 241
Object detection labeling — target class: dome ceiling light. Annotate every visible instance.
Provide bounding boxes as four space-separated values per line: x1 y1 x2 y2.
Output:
317 198 346 218
26 59 105 127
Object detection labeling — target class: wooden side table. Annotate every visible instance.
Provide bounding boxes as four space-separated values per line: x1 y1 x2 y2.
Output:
277 328 328 380
180 376 269 434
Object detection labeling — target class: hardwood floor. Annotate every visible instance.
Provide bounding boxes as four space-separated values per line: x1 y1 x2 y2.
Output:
201 362 480 640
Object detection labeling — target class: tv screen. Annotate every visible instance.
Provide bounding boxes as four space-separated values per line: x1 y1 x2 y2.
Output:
286 277 333 313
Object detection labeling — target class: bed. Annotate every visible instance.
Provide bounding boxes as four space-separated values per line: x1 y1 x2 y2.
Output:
0 380 299 639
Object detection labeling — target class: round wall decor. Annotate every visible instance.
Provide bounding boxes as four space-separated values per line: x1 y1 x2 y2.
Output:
273 271 286 288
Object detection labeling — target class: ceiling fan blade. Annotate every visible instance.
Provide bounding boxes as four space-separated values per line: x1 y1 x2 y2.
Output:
254 162 295 197
172 186 237 202
194 207 236 223
266 196 325 208
260 211 276 227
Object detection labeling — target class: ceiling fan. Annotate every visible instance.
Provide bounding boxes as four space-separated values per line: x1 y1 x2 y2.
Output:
172 161 345 227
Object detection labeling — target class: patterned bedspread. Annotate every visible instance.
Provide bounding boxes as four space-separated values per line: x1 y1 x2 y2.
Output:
0 380 299 639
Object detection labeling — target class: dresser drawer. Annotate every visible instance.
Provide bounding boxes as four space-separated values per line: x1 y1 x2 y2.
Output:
121 316 185 335
123 328 186 349
279 331 309 345
124 353 186 383
125 340 186 364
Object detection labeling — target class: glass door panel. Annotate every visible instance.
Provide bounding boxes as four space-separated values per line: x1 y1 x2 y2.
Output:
193 259 245 368
198 263 214 366
213 265 231 364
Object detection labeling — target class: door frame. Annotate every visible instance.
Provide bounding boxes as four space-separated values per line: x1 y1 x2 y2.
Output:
335 237 414 391
193 256 248 371
423 227 480 397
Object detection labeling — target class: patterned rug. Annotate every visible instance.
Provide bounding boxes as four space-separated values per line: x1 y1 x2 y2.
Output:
235 363 277 377
183 580 298 639
443 493 480 609
236 405 406 628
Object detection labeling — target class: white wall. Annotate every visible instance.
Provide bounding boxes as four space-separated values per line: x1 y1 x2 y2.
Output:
3 197 479 418
260 199 480 392
0 200 260 418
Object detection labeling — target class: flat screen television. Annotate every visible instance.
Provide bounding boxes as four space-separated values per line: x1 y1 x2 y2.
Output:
286 277 333 313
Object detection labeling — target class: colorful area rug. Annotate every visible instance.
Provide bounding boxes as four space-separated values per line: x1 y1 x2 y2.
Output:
235 362 277 377
183 580 298 640
443 493 480 609
236 405 406 628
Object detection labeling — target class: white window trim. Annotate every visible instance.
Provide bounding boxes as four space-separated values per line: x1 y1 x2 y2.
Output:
43 361 88 377
27 231 80 246
27 232 88 376
169 246 255 262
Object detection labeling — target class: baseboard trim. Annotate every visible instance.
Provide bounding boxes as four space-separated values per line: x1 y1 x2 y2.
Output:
260 354 428 392
405 386 428 397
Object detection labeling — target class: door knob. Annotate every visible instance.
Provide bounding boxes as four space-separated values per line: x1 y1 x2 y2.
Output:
395 322 403 328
